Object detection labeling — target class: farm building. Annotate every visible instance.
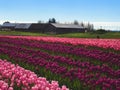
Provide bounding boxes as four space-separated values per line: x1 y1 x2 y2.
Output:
1 22 18 30
1 22 46 32
27 23 46 33
44 23 86 34
15 23 32 31
1 22 86 34
15 23 47 33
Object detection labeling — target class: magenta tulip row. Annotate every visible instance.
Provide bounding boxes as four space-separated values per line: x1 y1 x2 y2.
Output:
0 37 120 67
0 59 69 90
0 38 120 78
0 42 120 89
0 36 120 50
0 43 120 79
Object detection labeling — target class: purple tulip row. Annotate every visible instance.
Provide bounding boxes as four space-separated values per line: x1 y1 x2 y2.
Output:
0 41 120 89
0 59 69 90
27 41 120 67
0 38 120 78
0 37 120 68
0 41 120 79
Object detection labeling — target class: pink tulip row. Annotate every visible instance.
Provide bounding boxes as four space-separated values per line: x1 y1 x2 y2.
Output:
0 80 13 90
0 59 69 90
0 36 120 50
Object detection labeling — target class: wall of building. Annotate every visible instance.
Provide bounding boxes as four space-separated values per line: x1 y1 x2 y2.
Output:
43 24 56 34
29 24 47 33
55 28 85 34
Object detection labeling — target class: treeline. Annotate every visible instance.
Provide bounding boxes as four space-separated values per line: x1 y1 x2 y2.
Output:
38 18 94 31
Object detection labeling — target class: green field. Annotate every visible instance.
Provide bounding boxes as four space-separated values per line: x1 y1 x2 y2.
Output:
0 30 120 38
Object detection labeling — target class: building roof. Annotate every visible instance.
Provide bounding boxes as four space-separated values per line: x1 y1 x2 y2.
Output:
15 23 32 29
51 23 84 29
2 23 18 27
2 22 31 29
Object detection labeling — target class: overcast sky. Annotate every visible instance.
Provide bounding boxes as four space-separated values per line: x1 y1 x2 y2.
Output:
0 0 120 30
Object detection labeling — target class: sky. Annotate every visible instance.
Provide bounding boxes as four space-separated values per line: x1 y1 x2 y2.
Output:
0 0 120 30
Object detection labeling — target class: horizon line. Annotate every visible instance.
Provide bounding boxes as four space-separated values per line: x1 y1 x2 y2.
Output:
0 21 120 30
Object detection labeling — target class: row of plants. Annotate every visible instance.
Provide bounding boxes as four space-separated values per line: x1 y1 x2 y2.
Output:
0 37 120 90
0 43 120 79
0 59 68 90
0 45 85 90
0 36 120 50
0 37 120 69
0 42 117 80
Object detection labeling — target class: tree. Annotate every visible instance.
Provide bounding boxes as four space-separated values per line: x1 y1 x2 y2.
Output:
3 21 10 24
48 18 56 23
91 24 94 31
96 29 107 34
73 20 79 25
80 22 84 27
87 23 94 31
51 18 56 23
48 18 52 23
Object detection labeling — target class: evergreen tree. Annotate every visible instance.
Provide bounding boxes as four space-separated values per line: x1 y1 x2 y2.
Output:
48 18 56 23
74 20 79 25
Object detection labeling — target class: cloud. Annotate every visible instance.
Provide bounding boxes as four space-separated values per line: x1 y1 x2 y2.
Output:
92 22 120 30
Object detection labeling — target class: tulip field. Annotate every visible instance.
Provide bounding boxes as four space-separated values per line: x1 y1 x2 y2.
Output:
0 59 68 90
0 36 120 90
